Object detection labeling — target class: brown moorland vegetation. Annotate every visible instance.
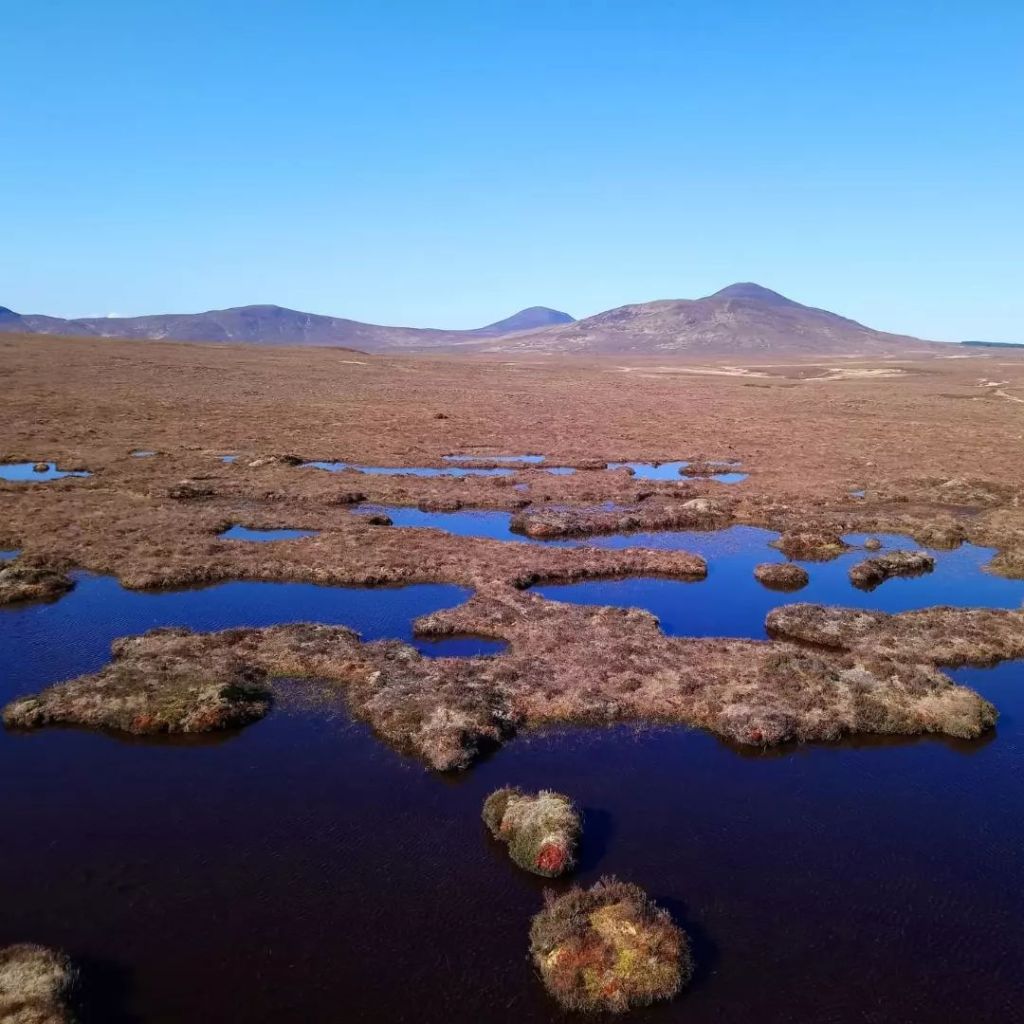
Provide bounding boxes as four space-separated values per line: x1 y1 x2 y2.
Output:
5 587 1005 769
4 335 1024 767
753 562 809 590
767 603 1024 666
848 549 936 590
4 335 1024 592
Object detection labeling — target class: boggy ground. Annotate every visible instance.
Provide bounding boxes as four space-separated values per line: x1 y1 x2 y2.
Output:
4 335 1024 768
5 586 1008 770
5 335 1024 593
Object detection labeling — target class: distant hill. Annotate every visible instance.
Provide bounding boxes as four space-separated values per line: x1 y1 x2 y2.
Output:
469 306 574 336
961 340 1024 350
475 283 940 356
0 284 941 356
0 303 575 352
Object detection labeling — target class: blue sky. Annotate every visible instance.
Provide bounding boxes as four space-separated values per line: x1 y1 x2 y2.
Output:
2 1 1021 340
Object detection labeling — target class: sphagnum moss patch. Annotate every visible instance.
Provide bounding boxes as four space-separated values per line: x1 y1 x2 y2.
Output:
529 877 692 1013
482 786 581 876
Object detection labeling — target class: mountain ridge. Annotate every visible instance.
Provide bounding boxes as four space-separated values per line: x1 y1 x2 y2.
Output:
0 303 575 351
0 285 942 355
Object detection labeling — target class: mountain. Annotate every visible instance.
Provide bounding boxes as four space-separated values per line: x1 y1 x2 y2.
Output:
0 303 575 351
0 285 939 356
469 306 574 336
476 283 939 356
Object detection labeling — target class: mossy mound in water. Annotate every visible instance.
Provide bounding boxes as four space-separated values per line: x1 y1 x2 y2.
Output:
0 943 76 1024
753 561 809 590
849 550 935 590
482 786 581 877
529 877 691 1013
0 560 74 606
770 530 848 561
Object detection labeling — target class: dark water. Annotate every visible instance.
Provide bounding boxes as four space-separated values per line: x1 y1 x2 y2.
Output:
0 575 502 686
0 549 19 561
219 525 320 542
0 461 91 481
2 532 1023 1021
302 460 516 477
540 530 1024 635
357 510 1024 625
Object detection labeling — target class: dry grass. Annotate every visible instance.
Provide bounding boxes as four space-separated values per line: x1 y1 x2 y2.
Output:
753 562 809 590
848 550 935 590
0 944 75 1024
509 498 731 540
529 877 691 1013
4 335 1024 588
767 603 1024 667
769 530 848 561
0 558 74 606
482 787 581 877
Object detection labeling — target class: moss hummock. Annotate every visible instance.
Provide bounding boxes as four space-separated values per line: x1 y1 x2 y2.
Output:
529 877 691 1013
482 787 581 876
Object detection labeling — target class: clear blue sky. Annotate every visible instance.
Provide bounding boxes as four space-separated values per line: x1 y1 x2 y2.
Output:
2 1 1021 340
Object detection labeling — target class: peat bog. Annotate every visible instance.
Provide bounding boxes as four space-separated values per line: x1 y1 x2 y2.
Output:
5 339 1024 1021
2 524 1024 1020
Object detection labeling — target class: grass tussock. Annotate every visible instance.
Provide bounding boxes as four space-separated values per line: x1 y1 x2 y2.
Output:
0 944 75 1024
848 550 935 590
482 787 581 876
0 559 74 606
770 530 848 561
529 877 691 1013
753 561 808 590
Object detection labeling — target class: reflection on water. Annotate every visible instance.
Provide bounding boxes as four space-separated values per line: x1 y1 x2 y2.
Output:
607 460 747 483
0 461 91 481
539 531 1024 635
356 509 1023 624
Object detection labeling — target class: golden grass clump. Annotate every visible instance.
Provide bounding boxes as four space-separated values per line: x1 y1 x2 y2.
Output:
529 877 692 1013
0 944 76 1024
482 786 581 876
